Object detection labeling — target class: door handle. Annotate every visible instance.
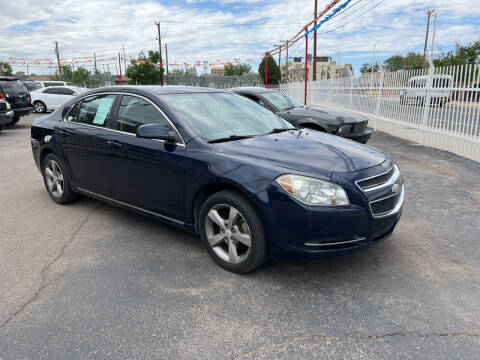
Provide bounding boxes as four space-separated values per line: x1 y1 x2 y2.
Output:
106 140 122 147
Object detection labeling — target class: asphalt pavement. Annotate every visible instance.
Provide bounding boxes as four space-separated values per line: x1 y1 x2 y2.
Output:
1 114 479 359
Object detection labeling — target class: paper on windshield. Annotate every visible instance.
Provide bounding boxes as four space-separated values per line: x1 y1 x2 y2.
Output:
93 97 114 125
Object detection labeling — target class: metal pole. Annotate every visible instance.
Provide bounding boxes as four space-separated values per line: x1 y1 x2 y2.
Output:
371 42 376 89
430 12 437 58
304 29 308 105
313 0 318 81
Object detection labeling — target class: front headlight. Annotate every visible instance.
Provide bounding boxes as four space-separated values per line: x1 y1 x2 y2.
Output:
275 174 349 206
337 124 352 135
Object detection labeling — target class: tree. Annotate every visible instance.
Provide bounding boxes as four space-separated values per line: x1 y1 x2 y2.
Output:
402 52 424 70
52 64 74 81
258 54 281 85
383 55 405 71
126 50 164 85
433 41 480 67
71 67 90 86
360 63 380 73
224 62 251 76
0 61 13 75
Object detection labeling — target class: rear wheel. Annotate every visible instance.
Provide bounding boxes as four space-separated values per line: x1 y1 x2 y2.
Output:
199 190 267 273
34 101 46 113
42 153 77 204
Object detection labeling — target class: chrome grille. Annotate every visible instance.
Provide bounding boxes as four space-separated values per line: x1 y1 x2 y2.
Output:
357 166 395 191
356 164 405 218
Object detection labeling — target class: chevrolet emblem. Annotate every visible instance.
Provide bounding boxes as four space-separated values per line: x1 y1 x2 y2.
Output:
392 183 400 193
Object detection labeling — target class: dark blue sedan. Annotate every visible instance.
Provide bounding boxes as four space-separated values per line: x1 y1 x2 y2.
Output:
31 86 404 273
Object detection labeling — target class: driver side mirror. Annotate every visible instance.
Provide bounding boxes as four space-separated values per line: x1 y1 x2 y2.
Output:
136 124 178 143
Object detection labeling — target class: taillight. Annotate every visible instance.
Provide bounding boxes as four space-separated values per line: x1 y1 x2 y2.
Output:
27 91 31 103
0 93 5 100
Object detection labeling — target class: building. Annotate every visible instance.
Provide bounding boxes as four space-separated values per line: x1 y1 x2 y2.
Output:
281 55 353 82
211 66 225 76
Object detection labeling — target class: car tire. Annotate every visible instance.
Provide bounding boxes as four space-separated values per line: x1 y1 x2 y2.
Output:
12 114 21 124
199 190 267 273
42 153 77 204
34 101 47 113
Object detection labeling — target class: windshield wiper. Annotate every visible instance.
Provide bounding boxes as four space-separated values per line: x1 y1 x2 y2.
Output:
208 134 255 143
266 128 291 134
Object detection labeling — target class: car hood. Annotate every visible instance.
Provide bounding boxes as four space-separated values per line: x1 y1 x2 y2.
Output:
214 130 385 177
280 106 368 124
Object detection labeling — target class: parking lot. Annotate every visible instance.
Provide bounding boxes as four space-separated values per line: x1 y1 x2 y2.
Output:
1 113 479 358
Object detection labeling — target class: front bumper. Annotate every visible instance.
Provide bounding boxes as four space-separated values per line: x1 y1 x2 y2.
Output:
256 163 403 259
342 127 373 143
0 111 14 126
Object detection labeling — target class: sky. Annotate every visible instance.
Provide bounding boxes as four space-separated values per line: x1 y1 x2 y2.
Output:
0 0 479 76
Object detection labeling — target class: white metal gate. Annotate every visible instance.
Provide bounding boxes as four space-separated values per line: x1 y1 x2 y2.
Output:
281 62 480 163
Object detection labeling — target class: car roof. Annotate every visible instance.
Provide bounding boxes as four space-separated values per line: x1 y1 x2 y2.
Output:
230 87 275 94
0 76 20 81
84 85 230 96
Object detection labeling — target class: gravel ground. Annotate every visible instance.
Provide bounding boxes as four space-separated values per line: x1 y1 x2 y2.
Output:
0 114 479 359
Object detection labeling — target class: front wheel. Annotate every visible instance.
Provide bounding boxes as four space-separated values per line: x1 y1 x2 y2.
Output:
199 190 267 273
42 153 77 204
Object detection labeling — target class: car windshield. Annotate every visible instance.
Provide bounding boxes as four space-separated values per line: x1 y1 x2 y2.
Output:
23 82 42 91
163 93 295 142
262 91 304 110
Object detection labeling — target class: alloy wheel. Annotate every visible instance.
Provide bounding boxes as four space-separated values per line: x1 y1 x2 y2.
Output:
34 102 45 113
204 204 251 264
44 159 64 198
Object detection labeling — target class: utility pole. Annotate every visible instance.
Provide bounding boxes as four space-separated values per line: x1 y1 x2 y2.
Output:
313 0 318 81
94 52 97 73
118 53 123 85
155 21 164 85
422 10 434 64
122 44 127 74
274 44 282 70
264 53 268 88
430 11 437 58
165 44 169 85
281 40 289 82
55 41 62 78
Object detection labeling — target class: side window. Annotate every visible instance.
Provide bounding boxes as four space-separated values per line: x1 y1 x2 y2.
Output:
66 101 81 122
44 88 62 95
116 95 169 134
59 88 75 95
73 94 116 127
244 94 265 106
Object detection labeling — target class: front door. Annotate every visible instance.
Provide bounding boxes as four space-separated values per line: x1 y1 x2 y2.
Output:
56 94 118 196
108 94 186 221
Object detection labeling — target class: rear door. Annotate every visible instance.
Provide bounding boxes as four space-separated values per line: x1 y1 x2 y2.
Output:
107 94 186 221
56 93 118 196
